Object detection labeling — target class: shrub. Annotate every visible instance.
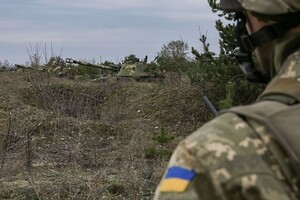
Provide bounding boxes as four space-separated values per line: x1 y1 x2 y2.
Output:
74 65 100 78
188 58 264 110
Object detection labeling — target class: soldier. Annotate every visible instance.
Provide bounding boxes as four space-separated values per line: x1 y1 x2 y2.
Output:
154 0 300 199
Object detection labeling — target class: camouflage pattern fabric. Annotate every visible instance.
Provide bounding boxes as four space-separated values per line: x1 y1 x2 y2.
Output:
154 112 298 200
154 42 300 200
237 0 300 14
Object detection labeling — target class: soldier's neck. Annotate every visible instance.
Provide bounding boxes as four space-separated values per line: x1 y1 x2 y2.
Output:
259 35 300 102
273 32 300 72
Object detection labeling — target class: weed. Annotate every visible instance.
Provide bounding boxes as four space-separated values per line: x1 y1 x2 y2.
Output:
152 127 175 143
144 146 172 159
107 183 125 195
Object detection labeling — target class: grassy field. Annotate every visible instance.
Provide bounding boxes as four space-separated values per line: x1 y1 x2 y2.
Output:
0 71 208 199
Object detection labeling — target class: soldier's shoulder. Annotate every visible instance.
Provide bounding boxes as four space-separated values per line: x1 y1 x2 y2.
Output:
279 48 300 78
184 111 252 148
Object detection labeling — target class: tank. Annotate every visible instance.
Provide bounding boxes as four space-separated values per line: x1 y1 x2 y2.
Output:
65 57 164 82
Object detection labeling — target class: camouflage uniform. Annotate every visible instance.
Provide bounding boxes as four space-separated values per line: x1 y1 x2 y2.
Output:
154 0 300 199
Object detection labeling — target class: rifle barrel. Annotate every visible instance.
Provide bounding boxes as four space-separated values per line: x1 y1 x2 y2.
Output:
203 96 219 117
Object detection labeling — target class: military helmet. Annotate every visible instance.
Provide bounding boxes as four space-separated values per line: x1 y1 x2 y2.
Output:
219 0 300 84
220 0 300 15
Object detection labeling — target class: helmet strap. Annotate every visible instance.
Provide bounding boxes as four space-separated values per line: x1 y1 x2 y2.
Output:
233 11 300 83
241 11 300 52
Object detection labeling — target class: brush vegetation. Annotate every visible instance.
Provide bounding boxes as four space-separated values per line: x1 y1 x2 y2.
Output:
0 71 207 199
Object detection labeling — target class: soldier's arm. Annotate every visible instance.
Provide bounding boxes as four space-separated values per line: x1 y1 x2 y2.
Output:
153 140 219 200
154 113 296 200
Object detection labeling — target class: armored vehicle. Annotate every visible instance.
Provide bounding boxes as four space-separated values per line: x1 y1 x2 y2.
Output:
44 56 75 79
66 57 164 82
116 61 163 82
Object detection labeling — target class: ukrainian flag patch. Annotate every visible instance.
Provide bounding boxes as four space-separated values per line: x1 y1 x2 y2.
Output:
160 166 196 192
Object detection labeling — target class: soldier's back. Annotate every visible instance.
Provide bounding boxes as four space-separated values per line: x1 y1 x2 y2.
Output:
154 99 300 199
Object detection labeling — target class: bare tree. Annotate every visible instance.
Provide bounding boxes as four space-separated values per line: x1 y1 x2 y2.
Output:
27 43 42 68
27 42 64 67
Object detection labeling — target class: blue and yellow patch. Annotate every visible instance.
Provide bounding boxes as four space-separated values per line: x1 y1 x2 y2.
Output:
160 166 196 192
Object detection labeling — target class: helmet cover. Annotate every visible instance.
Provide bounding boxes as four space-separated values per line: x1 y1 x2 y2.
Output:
220 0 243 12
220 0 300 14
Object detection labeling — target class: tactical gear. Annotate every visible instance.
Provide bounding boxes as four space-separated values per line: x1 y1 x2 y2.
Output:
234 12 270 83
220 0 300 14
220 0 242 12
234 11 300 83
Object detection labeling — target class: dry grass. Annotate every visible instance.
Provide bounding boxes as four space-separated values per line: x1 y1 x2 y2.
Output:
0 71 206 199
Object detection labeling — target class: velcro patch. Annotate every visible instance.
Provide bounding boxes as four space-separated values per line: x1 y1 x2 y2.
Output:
160 166 196 192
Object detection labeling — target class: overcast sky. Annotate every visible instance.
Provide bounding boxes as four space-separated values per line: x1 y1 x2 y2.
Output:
0 0 220 65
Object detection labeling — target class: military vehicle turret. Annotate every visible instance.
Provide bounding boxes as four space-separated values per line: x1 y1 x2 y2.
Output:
43 56 75 79
117 61 164 82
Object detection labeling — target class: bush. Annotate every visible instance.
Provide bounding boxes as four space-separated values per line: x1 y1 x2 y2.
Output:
74 65 100 78
188 58 264 110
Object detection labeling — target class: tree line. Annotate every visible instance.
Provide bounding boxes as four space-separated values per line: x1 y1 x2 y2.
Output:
145 1 264 110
